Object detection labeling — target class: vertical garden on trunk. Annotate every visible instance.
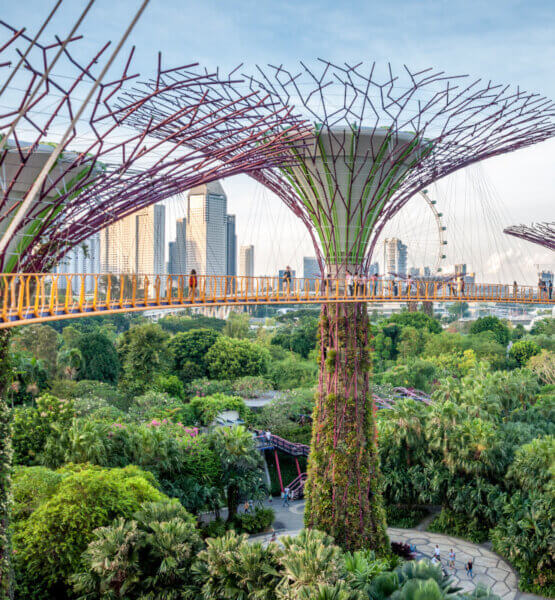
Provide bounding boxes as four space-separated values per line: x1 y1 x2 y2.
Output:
305 303 388 551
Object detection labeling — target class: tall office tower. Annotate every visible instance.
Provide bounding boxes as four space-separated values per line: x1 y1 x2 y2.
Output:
239 245 255 278
56 232 100 293
226 215 237 278
168 218 187 274
454 263 467 276
186 182 228 276
383 238 408 277
368 262 379 275
100 204 165 273
303 256 321 289
409 266 431 277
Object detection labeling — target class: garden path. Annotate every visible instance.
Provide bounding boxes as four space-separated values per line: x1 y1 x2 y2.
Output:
251 499 547 600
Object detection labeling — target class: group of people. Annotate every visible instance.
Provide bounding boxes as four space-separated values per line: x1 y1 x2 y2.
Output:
538 277 554 299
431 544 474 578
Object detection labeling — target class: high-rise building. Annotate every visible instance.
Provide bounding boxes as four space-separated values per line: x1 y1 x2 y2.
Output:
239 245 254 278
409 266 431 277
368 262 379 275
168 218 186 274
56 232 100 293
100 204 165 273
186 182 228 276
303 256 320 290
383 238 407 276
226 215 237 278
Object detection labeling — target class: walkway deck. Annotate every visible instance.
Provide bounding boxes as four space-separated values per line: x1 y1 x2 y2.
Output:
1 273 553 328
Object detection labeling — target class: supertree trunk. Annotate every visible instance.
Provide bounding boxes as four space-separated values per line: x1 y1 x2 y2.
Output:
304 302 389 552
0 330 12 599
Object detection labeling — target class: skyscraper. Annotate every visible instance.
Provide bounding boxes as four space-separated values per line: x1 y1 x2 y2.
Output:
168 218 186 274
100 204 165 273
56 232 100 293
186 182 227 276
383 238 408 277
226 215 237 278
303 256 320 290
239 245 254 278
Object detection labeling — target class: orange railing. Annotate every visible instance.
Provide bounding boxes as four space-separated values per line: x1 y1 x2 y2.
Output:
0 273 552 327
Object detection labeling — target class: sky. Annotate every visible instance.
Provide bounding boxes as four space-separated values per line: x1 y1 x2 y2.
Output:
2 0 554 283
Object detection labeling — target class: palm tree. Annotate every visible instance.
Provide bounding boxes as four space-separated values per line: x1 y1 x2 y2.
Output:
211 425 264 522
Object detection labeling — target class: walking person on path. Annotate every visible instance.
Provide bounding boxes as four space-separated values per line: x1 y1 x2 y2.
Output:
549 280 553 299
282 487 290 507
434 545 441 562
465 559 474 578
346 271 354 297
448 548 456 570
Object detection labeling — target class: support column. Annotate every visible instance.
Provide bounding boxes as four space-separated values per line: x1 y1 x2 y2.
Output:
274 450 284 494
0 330 12 599
304 302 388 552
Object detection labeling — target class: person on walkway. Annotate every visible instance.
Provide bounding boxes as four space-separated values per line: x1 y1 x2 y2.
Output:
265 430 272 443
188 269 197 299
448 548 456 569
282 266 292 294
346 271 354 297
513 280 518 300
282 487 290 507
549 280 553 299
465 559 473 578
434 545 441 561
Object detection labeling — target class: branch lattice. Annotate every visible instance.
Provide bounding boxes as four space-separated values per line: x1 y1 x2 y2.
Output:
0 21 307 273
504 222 555 251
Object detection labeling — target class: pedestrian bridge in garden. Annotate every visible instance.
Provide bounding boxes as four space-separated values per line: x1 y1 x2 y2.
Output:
0 273 553 328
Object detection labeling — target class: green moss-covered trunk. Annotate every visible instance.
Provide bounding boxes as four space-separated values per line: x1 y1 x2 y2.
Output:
304 303 388 552
0 329 12 599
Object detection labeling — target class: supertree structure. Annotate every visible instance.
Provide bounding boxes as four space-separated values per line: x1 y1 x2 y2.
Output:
0 23 308 274
127 60 555 550
504 222 555 251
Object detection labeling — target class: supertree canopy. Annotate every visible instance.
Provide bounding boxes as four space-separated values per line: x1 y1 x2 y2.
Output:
0 23 307 273
125 59 555 551
504 222 555 251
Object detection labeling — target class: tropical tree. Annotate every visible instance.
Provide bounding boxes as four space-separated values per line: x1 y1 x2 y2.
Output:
72 500 203 600
508 339 541 366
168 328 221 382
77 331 120 383
527 350 555 385
210 426 265 521
469 316 510 346
206 337 269 380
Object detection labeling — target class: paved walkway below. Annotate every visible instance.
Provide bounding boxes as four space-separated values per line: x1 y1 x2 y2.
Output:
253 499 546 600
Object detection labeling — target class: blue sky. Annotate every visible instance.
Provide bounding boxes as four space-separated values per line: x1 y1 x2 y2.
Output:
3 0 554 282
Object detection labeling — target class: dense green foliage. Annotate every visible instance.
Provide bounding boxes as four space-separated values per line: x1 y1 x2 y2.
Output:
12 464 167 599
4 309 553 598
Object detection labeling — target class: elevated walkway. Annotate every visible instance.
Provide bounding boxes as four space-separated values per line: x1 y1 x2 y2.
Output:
1 273 552 328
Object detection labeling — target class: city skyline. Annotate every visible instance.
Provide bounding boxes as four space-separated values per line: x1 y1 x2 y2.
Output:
7 1 553 284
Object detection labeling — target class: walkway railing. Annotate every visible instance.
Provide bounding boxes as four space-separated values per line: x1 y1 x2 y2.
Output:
0 273 552 327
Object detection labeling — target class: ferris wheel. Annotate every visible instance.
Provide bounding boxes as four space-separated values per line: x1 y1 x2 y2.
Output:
370 188 448 276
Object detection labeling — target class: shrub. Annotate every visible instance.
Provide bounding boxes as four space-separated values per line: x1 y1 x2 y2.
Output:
231 375 273 398
428 508 489 544
72 500 202 599
48 379 128 411
169 328 221 382
233 507 275 534
186 377 234 398
470 316 510 346
509 339 541 366
189 393 249 426
77 332 120 383
206 336 269 380
269 356 318 390
386 505 428 528
12 466 63 523
13 464 167 599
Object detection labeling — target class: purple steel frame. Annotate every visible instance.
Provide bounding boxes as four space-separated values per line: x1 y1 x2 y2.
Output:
0 22 310 273
504 222 555 251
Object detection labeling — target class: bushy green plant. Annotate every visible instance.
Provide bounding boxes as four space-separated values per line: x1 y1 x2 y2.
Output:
508 339 541 366
233 507 275 534
13 464 167 599
269 355 318 390
11 466 63 523
192 530 280 599
428 507 489 543
72 500 202 599
206 336 269 380
189 393 249 425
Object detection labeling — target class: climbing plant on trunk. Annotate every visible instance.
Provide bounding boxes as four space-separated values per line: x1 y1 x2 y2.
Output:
304 303 388 552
